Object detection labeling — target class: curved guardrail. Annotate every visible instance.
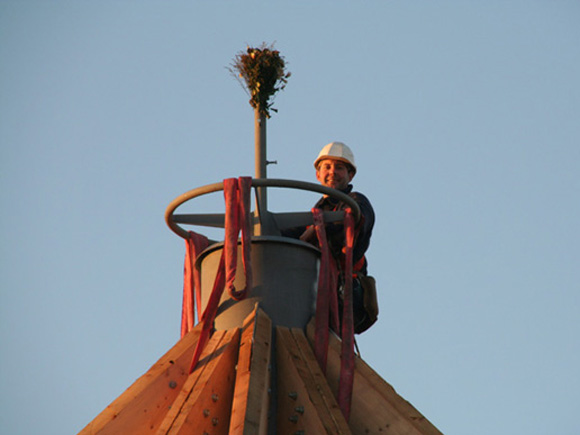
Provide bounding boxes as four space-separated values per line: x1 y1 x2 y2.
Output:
165 178 361 239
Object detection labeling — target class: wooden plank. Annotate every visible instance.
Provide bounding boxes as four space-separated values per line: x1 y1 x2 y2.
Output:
291 328 351 432
156 330 230 434
167 328 241 435
306 322 443 435
79 324 203 435
276 327 328 434
229 307 272 435
276 327 351 434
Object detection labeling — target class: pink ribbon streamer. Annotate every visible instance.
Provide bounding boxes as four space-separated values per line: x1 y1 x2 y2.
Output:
187 177 253 373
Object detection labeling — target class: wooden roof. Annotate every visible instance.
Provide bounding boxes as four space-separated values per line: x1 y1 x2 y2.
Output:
79 307 442 434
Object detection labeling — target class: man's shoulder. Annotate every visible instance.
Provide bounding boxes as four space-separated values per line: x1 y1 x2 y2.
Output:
349 190 372 207
349 190 375 223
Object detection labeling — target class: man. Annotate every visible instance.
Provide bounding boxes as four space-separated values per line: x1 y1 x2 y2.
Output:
310 142 374 275
288 141 377 333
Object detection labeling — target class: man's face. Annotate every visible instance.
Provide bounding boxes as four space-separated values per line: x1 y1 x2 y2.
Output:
316 158 354 190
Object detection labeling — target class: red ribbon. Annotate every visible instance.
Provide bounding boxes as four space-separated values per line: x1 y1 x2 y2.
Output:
338 208 355 420
312 207 356 420
187 177 252 373
181 232 209 337
313 208 331 373
224 177 253 300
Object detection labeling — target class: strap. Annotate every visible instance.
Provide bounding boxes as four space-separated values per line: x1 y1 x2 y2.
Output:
338 208 355 420
187 177 253 373
312 208 331 373
181 231 209 337
312 206 356 421
353 255 366 275
188 252 226 373
224 177 253 300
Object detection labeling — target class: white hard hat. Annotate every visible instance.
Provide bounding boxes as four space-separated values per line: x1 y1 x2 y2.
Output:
314 142 356 174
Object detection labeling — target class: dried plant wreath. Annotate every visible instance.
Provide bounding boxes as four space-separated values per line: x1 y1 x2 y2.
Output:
230 44 291 118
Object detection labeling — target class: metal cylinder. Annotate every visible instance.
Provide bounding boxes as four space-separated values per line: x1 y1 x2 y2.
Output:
196 236 320 330
254 110 268 236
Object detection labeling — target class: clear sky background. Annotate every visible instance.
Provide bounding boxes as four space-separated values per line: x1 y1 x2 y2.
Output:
1 2 579 434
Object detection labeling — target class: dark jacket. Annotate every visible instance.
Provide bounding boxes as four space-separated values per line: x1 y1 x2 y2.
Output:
284 184 375 275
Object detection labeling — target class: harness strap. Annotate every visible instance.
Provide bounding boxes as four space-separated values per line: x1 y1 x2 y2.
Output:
334 197 364 275
352 255 366 277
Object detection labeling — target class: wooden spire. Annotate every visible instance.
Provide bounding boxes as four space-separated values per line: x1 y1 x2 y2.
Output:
80 307 441 434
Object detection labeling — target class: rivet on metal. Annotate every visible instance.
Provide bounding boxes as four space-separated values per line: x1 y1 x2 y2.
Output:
288 391 298 400
212 394 219 402
212 417 219 426
289 415 299 423
203 409 210 417
295 406 304 414
168 381 177 389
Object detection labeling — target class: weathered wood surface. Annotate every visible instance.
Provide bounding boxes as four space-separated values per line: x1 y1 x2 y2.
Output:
306 322 443 435
157 331 229 433
79 324 202 435
229 307 272 435
276 326 352 434
80 308 443 435
164 328 240 435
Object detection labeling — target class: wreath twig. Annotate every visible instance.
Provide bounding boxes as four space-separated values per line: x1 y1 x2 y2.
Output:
230 43 291 118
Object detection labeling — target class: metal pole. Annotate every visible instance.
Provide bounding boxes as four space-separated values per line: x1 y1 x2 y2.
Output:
254 108 267 235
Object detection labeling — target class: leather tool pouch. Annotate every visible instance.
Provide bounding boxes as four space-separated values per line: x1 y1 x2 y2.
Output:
354 274 379 334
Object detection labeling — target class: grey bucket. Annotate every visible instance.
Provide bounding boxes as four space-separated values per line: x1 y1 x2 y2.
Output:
196 236 320 330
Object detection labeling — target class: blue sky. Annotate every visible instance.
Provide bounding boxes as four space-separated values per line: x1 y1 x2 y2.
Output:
1 2 579 434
